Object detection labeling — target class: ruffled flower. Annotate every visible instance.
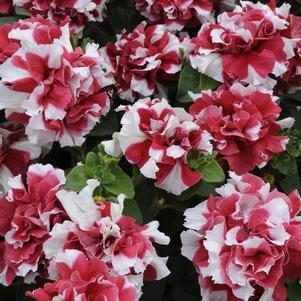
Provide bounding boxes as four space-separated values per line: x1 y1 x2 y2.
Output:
276 14 301 94
134 0 230 31
0 21 112 147
188 1 296 88
43 180 170 287
27 249 138 301
0 163 66 285
189 83 289 174
0 16 68 64
14 0 108 33
0 122 41 191
102 22 182 101
0 0 13 14
103 98 213 195
181 172 301 301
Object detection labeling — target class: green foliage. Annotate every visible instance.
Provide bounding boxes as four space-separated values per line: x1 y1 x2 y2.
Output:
271 152 298 175
123 198 143 224
89 109 120 137
0 17 21 25
270 128 301 194
177 64 220 103
65 145 135 199
187 151 225 183
287 281 301 301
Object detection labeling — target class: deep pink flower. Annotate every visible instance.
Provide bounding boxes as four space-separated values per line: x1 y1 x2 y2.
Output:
0 0 13 14
0 122 40 191
103 98 213 195
189 83 288 175
181 172 301 301
134 0 230 31
188 1 296 88
0 22 112 147
0 24 20 64
14 0 108 33
0 163 66 285
44 180 170 284
0 16 68 65
27 250 138 301
276 14 301 94
102 22 182 101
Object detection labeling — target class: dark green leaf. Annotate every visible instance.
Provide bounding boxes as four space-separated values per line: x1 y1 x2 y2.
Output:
89 110 120 137
65 165 89 192
287 281 301 301
188 152 225 183
0 17 21 25
280 173 301 194
15 6 31 16
103 165 135 198
177 65 221 103
198 73 220 91
177 65 200 102
123 199 143 224
272 153 297 175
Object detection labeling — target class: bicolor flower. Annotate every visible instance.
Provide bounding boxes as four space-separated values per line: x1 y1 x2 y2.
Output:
0 22 112 147
188 1 296 88
102 22 182 101
103 98 213 195
0 164 66 285
189 83 289 174
13 0 108 33
181 172 301 301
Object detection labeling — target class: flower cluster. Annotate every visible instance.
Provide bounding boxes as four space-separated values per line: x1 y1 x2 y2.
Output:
133 0 235 31
0 163 170 298
27 250 138 301
277 14 301 94
188 1 297 89
14 0 108 33
103 98 213 195
0 164 66 285
0 0 301 300
0 16 67 64
0 121 40 191
181 172 301 301
0 0 13 15
0 17 112 147
102 22 182 101
189 83 290 174
44 179 170 287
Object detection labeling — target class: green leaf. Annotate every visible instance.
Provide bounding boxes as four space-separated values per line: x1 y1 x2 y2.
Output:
177 65 221 103
280 173 301 194
286 143 301 157
103 165 135 198
0 17 21 25
271 153 297 175
177 65 200 102
85 152 99 174
15 6 31 16
65 165 89 192
89 110 120 137
123 199 143 224
70 33 80 49
198 73 220 91
188 152 225 183
287 281 301 301
201 158 225 183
